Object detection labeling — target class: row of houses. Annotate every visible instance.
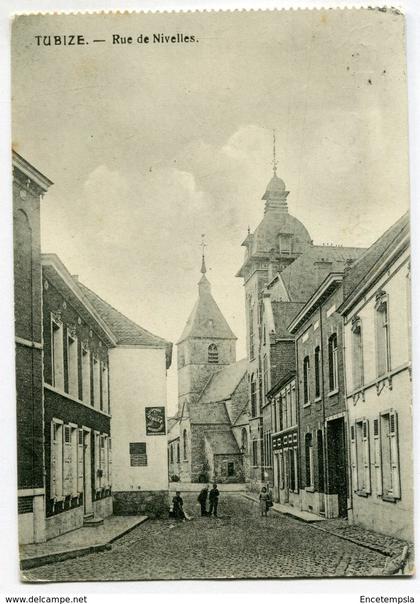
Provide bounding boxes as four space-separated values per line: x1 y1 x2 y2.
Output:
237 167 412 541
14 151 172 545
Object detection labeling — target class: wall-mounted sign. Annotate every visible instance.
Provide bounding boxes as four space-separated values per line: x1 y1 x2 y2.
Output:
145 406 166 435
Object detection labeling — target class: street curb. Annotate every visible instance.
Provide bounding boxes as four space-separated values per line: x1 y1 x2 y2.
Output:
20 516 149 571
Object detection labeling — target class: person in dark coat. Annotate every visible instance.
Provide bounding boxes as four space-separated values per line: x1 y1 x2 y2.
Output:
197 485 209 516
172 491 185 520
208 483 220 517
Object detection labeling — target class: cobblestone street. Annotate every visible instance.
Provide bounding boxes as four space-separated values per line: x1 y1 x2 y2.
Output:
24 494 395 582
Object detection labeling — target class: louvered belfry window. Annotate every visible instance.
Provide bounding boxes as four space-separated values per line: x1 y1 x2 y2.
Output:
208 343 218 364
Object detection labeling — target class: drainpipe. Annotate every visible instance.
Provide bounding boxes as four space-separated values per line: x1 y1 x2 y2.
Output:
294 332 301 509
341 315 354 518
319 305 329 518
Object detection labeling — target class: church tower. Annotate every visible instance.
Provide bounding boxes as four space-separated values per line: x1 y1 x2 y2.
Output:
177 250 237 418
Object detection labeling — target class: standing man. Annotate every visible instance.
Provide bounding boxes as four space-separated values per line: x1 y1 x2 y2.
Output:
209 483 220 517
197 484 209 516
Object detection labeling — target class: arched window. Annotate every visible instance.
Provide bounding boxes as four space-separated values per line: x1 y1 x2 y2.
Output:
208 343 218 364
328 333 338 392
183 429 188 460
241 428 248 454
314 346 321 399
250 373 257 417
303 356 310 405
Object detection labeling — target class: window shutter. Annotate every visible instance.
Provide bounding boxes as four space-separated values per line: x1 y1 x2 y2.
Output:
108 437 112 488
279 451 284 489
373 418 382 496
350 423 358 492
390 411 401 498
94 431 100 490
63 425 72 496
362 419 371 494
50 422 57 499
77 429 84 493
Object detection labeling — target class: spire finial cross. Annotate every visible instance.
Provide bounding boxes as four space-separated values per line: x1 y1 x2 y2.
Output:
200 234 207 274
272 129 278 176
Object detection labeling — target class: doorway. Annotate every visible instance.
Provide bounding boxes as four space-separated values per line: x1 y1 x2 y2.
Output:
327 418 348 518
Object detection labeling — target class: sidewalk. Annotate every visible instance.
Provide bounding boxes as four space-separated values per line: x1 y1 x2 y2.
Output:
20 515 148 570
243 493 325 523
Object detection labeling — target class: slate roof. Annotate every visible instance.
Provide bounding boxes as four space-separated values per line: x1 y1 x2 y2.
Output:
279 245 365 302
341 212 409 303
189 402 231 425
199 358 248 404
178 275 236 343
204 431 241 455
78 282 172 356
271 301 305 338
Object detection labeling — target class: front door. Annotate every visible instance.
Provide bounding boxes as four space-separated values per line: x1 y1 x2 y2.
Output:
327 418 348 518
83 430 93 515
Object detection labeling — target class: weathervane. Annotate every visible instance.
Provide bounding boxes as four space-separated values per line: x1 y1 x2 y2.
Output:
272 129 278 176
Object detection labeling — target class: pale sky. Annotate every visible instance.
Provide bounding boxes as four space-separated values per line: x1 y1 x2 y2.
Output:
12 9 409 415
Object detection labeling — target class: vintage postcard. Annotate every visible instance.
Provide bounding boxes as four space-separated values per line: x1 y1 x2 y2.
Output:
12 7 412 581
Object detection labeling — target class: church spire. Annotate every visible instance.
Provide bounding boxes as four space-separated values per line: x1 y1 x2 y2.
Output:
272 129 278 177
198 234 211 293
262 129 289 213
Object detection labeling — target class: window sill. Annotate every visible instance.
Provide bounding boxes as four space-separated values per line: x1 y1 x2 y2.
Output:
305 486 315 493
328 389 339 397
314 396 322 403
355 490 369 498
303 402 311 408
381 494 398 503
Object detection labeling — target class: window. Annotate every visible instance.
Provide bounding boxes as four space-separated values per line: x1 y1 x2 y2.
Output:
380 411 400 499
291 385 297 426
69 425 78 495
289 448 296 492
241 428 248 454
51 315 64 390
50 420 63 499
286 388 291 428
177 442 180 463
252 440 258 467
305 433 313 487
314 346 321 398
264 431 272 467
107 437 112 488
279 233 292 255
263 354 269 397
208 344 218 364
81 343 91 404
67 329 79 398
351 420 371 494
351 316 364 389
101 362 109 413
227 462 235 477
129 442 147 466
328 333 338 392
170 444 174 464
249 304 255 359
303 356 310 405
250 373 257 417
375 291 390 377
92 355 100 408
183 429 188 460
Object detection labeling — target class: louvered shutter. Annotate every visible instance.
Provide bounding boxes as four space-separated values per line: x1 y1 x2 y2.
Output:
77 429 84 493
362 419 371 494
63 425 72 496
279 451 284 489
390 411 401 498
373 418 382 496
350 424 358 492
100 435 105 489
108 437 112 488
94 431 100 490
50 422 57 499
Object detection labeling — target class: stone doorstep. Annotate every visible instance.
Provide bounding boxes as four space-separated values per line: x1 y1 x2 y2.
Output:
242 493 324 523
20 516 148 571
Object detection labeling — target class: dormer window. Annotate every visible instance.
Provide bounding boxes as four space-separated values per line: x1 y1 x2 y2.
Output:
208 343 218 364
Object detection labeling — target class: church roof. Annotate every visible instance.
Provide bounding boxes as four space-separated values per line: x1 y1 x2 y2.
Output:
177 274 236 343
271 301 305 338
199 358 248 404
204 431 241 455
78 282 173 365
189 402 231 425
279 245 365 302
